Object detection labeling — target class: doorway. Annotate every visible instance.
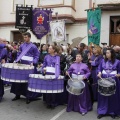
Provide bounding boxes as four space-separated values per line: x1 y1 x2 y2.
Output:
110 16 120 46
13 31 24 42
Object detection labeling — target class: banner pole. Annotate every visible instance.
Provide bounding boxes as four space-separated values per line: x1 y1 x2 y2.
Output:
39 38 42 53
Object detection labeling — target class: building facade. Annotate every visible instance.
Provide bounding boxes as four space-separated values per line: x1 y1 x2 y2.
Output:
1 0 120 46
96 0 120 46
0 0 91 45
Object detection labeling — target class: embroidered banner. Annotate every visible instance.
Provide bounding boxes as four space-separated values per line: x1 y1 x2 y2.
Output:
15 6 32 31
32 8 52 39
50 20 66 42
87 8 101 45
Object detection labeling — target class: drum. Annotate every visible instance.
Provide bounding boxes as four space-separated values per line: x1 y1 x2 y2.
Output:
1 63 34 83
66 79 85 96
28 74 64 93
98 78 116 96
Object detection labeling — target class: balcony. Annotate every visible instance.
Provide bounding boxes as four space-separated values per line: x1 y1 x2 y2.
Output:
38 0 76 23
96 0 120 5
96 0 120 11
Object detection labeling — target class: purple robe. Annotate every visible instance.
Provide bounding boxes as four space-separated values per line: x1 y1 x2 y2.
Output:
0 48 8 99
90 54 103 101
97 59 120 115
42 54 60 107
17 42 39 65
0 44 6 49
67 62 92 114
10 42 42 99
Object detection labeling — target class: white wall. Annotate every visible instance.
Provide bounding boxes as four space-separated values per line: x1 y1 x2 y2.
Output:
100 11 120 45
0 23 88 45
0 26 47 43
66 23 88 44
96 0 120 5
0 0 90 23
0 0 15 22
0 0 90 45
74 0 89 18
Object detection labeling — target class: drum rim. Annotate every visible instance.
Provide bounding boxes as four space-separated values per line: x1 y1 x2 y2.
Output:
66 85 84 96
1 76 28 83
28 87 64 93
29 74 64 79
2 63 34 70
98 90 116 96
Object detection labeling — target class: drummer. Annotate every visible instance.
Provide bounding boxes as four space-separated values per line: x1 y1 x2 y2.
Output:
97 48 120 119
66 53 92 116
42 45 60 109
11 32 41 104
89 44 103 101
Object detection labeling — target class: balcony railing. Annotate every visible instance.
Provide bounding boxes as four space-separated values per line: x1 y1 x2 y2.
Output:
96 0 120 5
38 0 76 11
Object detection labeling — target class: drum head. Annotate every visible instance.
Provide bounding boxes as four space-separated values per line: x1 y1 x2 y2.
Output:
98 78 115 87
68 80 85 89
66 79 85 95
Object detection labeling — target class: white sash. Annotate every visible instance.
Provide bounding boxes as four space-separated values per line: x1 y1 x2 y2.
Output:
72 74 84 80
21 56 33 62
102 70 117 75
46 67 55 73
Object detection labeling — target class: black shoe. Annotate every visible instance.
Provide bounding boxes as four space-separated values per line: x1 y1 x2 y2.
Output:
97 114 104 119
47 105 51 109
51 106 55 109
110 115 116 119
0 97 2 102
12 95 20 101
26 99 31 104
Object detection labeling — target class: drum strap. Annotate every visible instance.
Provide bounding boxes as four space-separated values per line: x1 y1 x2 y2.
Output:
15 43 33 62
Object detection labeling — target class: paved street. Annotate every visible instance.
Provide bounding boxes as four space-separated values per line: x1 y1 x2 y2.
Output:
0 87 119 120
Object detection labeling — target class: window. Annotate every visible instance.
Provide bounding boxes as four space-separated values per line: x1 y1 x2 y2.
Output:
110 16 120 34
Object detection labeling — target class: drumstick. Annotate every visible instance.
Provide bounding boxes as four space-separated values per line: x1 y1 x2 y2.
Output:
100 76 104 81
67 74 73 81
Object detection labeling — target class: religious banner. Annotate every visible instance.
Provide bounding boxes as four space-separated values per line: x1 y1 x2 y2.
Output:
50 20 66 42
32 8 52 39
87 8 101 45
15 6 32 33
